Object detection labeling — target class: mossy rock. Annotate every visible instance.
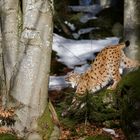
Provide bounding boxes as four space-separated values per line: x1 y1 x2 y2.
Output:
83 90 119 122
116 68 140 140
59 89 120 124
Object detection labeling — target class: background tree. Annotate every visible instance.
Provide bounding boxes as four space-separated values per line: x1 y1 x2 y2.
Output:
121 1 140 139
124 0 140 61
0 0 59 139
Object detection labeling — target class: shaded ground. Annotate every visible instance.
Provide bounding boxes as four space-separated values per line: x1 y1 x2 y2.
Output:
59 122 126 140
49 88 126 140
49 67 140 140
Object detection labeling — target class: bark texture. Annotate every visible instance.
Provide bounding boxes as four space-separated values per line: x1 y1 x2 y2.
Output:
124 0 140 61
123 1 140 139
0 0 55 139
0 0 19 108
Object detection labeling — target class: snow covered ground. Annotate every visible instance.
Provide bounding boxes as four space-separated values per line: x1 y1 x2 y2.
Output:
53 34 119 69
49 34 119 90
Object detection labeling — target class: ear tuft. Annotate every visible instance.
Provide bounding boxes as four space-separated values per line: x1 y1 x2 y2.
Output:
125 40 130 47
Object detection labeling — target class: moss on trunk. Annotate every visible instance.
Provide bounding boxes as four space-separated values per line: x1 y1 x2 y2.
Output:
38 104 54 140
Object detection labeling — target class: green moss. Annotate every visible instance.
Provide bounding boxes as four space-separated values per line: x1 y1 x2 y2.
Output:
60 117 77 128
38 102 54 140
117 68 140 91
69 13 84 23
85 135 112 140
116 68 140 139
0 134 18 140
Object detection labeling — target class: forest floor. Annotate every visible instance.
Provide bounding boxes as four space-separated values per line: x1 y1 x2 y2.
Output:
49 89 127 140
59 122 126 140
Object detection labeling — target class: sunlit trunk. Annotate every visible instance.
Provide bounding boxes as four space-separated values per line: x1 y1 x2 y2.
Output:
124 0 140 61
0 0 58 139
0 0 19 106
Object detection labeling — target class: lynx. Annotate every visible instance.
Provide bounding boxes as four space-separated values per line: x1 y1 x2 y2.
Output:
66 41 139 96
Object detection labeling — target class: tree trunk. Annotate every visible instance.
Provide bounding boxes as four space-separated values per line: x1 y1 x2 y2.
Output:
123 1 140 139
0 21 7 101
0 0 19 106
0 0 59 139
124 0 140 61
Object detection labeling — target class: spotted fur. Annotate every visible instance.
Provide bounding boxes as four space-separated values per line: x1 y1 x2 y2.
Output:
66 42 139 96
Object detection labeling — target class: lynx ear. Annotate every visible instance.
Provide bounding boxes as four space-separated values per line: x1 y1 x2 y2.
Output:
125 40 130 47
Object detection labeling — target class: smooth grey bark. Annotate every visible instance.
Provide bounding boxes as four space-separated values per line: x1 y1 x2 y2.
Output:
0 0 55 139
124 0 140 61
0 0 20 108
0 0 19 95
123 1 140 139
0 21 7 101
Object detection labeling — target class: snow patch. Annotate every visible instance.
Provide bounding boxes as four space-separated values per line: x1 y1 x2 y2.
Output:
49 76 68 91
52 33 119 68
103 128 119 137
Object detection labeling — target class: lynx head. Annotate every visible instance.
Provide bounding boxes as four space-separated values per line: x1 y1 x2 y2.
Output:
65 71 81 88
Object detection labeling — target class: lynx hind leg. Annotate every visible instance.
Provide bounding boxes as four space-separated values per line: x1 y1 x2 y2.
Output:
108 69 121 90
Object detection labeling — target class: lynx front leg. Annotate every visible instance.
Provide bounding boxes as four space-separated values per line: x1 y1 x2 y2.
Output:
61 96 82 117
